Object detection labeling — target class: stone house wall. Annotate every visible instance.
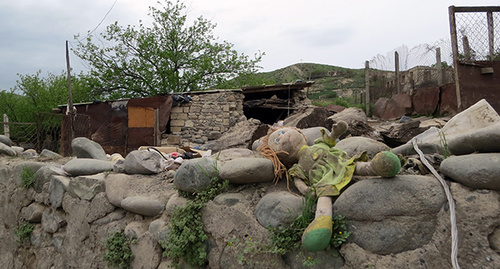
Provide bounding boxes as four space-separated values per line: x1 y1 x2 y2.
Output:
167 89 245 148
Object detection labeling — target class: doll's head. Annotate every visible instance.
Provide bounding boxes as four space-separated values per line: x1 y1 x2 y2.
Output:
267 127 308 167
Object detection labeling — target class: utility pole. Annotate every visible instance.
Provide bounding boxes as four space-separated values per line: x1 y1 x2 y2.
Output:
66 41 75 139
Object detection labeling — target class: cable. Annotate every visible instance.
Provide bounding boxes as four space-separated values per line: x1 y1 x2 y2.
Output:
87 0 119 37
412 139 460 269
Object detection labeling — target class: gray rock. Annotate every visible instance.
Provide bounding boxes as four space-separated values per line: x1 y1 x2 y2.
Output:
333 175 446 254
33 164 60 193
41 209 66 233
87 192 115 223
121 196 164 217
0 165 11 184
12 162 46 187
149 219 169 242
71 137 107 160
301 127 330 146
336 136 390 158
21 149 38 159
105 173 175 208
39 149 62 159
440 153 500 191
164 193 188 217
30 227 52 248
213 193 245 206
0 142 16 156
63 158 114 176
11 146 24 155
21 202 46 223
67 173 106 200
125 221 147 240
174 158 218 192
489 226 500 252
255 191 303 228
123 150 165 175
0 134 12 146
92 209 126 225
49 175 71 208
215 148 261 167
219 157 274 184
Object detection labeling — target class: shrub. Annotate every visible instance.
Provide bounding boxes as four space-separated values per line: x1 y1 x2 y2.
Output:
103 231 134 269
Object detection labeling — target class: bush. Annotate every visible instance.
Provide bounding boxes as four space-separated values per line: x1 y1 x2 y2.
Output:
103 231 134 269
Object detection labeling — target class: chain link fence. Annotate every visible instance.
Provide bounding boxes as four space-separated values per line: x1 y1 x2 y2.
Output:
1 113 63 153
452 7 500 61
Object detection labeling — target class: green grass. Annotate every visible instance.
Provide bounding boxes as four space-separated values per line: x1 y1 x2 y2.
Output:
20 167 36 189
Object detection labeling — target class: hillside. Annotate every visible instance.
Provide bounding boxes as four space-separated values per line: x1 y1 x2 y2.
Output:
217 63 366 102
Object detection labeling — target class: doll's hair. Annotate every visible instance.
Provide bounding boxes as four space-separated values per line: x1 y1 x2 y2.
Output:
257 126 307 190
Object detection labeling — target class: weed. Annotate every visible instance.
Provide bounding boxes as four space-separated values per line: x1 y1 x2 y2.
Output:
103 231 134 269
438 130 450 159
160 172 229 267
331 215 351 248
20 167 35 189
14 222 35 244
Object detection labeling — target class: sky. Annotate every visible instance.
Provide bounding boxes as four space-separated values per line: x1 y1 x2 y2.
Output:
1 0 499 90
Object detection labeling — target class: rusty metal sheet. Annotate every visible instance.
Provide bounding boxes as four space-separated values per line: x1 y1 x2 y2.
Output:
127 127 154 152
128 107 155 128
413 87 439 115
458 61 500 113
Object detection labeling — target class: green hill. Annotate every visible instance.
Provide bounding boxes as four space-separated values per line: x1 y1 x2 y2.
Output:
217 63 366 103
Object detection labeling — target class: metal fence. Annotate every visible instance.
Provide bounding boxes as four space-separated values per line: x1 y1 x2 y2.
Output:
450 6 500 62
1 112 63 153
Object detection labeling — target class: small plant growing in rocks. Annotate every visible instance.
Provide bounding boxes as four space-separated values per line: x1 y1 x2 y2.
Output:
160 173 229 267
14 222 35 244
20 167 35 189
103 231 134 269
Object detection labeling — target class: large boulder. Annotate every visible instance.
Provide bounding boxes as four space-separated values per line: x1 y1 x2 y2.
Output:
0 141 16 156
255 191 303 228
66 173 106 201
63 158 114 176
0 134 13 146
173 157 219 193
284 107 333 129
219 157 274 184
325 107 381 140
333 175 445 255
123 150 165 175
121 196 164 217
71 137 107 160
372 93 412 120
440 153 500 191
393 99 500 156
336 136 390 159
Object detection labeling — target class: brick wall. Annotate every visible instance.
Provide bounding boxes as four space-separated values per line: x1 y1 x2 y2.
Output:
167 89 245 147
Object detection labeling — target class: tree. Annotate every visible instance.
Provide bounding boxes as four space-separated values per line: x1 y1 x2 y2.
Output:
0 71 96 123
74 0 264 98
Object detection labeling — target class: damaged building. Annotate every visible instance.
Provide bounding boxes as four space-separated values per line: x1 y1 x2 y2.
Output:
59 81 313 156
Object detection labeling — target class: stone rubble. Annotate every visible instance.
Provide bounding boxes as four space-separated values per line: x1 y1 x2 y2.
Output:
0 99 500 268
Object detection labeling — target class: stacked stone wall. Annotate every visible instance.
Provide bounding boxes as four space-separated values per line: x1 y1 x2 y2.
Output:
168 90 245 147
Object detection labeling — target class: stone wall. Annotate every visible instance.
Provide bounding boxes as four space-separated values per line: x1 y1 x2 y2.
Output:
167 90 245 148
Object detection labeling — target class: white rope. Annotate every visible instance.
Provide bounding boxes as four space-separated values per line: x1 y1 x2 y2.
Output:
412 139 460 269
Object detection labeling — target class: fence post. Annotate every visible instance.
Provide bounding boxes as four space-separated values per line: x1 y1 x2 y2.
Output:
449 5 462 111
436 47 443 86
365 61 370 116
395 51 400 94
3 114 9 138
487 11 495 60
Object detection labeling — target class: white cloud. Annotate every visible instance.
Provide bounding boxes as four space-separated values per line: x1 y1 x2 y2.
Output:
0 0 499 90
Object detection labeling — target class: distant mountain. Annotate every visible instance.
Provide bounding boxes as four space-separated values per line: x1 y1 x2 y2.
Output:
217 63 366 101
